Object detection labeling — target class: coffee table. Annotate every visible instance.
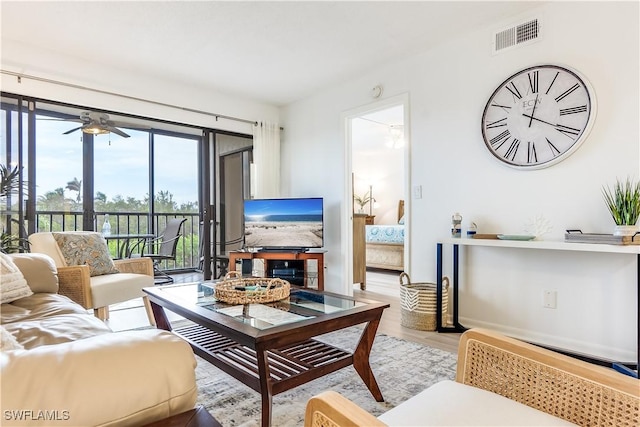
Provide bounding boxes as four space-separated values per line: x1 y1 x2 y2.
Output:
143 282 390 427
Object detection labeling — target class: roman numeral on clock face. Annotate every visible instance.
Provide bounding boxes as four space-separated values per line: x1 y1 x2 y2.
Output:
545 71 559 94
555 83 580 102
489 130 510 148
504 139 520 161
546 138 561 156
490 103 511 114
505 82 522 100
527 141 537 163
486 117 507 129
528 71 539 94
559 105 587 115
555 124 581 138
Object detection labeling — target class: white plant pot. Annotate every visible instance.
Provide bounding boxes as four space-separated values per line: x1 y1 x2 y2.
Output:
613 225 639 236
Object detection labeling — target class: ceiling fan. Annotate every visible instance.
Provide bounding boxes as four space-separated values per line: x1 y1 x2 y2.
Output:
62 111 131 138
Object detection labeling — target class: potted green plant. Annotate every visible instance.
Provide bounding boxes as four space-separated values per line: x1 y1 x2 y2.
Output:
1 163 28 253
602 177 640 236
353 191 371 213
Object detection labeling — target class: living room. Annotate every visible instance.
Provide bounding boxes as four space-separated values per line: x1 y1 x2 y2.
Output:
1 1 639 426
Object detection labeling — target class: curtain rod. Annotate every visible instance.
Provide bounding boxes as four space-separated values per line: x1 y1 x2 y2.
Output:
1 69 259 127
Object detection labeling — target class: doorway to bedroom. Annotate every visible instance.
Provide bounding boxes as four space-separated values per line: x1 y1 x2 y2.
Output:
350 100 407 296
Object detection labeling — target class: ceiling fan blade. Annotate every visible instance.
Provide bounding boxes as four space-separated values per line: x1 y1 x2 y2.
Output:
62 126 83 135
107 126 130 138
111 120 151 130
38 117 84 123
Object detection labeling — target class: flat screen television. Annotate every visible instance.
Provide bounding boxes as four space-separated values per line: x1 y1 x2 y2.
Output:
243 197 323 251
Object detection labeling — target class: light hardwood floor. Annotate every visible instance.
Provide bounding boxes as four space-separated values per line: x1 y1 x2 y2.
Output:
107 269 461 354
355 270 461 354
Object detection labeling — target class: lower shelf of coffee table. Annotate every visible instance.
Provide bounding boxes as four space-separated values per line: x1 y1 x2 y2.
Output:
174 324 353 395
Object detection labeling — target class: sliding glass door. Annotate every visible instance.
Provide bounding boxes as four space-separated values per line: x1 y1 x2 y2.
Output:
1 92 252 274
152 132 200 270
34 109 89 231
0 97 28 251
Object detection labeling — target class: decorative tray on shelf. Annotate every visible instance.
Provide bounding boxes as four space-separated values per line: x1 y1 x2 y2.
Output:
472 234 536 240
214 271 291 305
496 234 536 241
564 229 640 245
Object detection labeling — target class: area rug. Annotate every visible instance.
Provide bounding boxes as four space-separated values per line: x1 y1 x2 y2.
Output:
194 326 457 426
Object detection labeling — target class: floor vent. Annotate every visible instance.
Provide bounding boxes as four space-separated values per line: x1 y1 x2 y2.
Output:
492 18 540 54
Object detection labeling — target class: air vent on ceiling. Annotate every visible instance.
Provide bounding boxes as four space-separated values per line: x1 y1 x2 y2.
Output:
492 17 541 54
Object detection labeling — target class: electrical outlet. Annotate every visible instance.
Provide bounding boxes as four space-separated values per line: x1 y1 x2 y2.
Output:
543 290 557 309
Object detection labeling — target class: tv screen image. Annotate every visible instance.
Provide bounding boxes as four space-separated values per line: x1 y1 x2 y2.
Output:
243 198 323 250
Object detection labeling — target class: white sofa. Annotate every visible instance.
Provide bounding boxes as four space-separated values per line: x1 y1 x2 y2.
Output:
1 253 198 426
305 328 639 427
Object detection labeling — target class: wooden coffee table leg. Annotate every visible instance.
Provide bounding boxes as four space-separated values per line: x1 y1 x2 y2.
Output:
256 348 273 427
150 301 172 331
353 315 384 402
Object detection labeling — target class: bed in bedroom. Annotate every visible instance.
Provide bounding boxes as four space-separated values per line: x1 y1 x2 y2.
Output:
365 200 405 271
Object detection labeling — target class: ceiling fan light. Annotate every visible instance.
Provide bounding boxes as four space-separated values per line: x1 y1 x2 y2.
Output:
82 125 109 135
386 125 405 149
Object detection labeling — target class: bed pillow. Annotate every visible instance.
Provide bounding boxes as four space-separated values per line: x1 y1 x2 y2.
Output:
52 232 119 277
0 252 33 304
398 215 405 225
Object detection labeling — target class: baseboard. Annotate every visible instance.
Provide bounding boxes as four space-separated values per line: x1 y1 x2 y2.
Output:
459 317 636 364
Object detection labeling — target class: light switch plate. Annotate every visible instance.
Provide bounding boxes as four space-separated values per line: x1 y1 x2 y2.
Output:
413 185 422 199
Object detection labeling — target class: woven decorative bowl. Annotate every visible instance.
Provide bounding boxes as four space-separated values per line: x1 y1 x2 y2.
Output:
214 271 290 305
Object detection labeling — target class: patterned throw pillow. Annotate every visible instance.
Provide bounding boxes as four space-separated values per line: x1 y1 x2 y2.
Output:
0 252 33 304
52 232 120 277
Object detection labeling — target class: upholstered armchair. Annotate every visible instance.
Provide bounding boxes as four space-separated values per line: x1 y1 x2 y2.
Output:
28 231 156 325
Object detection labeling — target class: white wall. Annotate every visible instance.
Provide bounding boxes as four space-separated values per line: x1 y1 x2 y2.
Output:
1 39 279 134
281 2 639 362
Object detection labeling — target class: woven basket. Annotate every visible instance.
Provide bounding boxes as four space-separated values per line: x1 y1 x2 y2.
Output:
214 271 290 305
399 272 449 331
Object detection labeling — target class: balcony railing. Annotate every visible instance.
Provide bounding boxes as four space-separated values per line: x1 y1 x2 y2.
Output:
35 211 201 272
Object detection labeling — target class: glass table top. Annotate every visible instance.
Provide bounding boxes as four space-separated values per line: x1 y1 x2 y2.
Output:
155 282 366 330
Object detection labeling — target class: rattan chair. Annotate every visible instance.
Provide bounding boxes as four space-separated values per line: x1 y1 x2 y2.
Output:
137 218 186 284
305 328 639 427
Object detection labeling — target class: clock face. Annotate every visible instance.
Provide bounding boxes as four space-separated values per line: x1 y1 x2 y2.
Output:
481 64 596 169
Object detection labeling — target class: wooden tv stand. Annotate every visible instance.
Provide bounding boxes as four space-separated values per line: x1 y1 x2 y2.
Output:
228 250 325 290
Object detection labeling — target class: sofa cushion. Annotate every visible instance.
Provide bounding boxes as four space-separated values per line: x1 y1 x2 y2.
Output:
52 232 120 276
1 329 197 426
377 380 577 426
0 253 33 304
9 253 59 294
1 293 111 349
2 293 91 322
28 232 67 267
90 272 154 308
0 325 23 351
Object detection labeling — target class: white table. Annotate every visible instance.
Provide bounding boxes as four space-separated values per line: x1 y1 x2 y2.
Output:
436 237 640 377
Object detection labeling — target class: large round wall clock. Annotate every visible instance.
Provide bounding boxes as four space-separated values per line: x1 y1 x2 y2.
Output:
481 64 596 169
